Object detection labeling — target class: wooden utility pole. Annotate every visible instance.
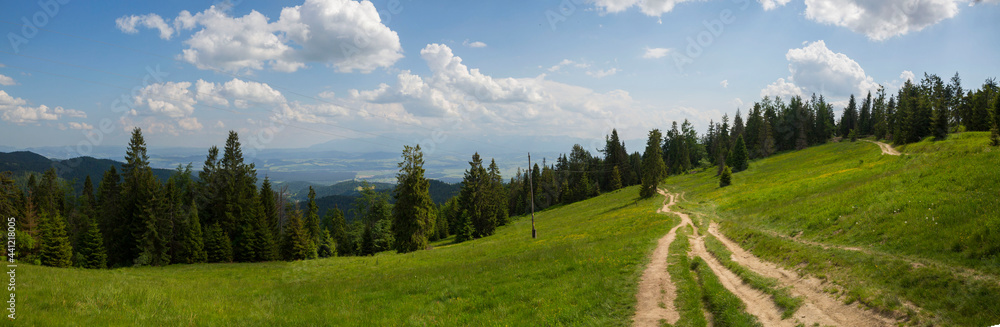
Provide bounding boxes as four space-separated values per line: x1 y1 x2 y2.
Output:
529 153 536 239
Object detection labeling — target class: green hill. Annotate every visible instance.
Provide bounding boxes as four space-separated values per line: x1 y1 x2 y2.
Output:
17 185 672 326
662 132 1000 326
0 151 177 192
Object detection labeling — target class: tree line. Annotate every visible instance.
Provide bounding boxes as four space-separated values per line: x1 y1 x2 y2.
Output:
2 71 996 268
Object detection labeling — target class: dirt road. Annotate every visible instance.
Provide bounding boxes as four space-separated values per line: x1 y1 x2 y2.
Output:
636 189 899 326
863 140 901 155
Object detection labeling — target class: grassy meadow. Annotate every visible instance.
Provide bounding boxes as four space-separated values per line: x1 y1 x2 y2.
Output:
14 186 675 326
663 132 1000 326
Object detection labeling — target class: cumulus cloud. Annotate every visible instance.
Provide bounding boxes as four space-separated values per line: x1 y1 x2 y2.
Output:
760 78 804 99
720 79 729 88
592 0 700 16
642 47 671 59
194 78 286 108
116 14 175 39
0 90 86 124
0 74 16 86
134 82 197 118
119 0 403 73
804 0 959 41
900 70 915 83
586 68 619 78
67 122 94 130
761 40 878 99
463 40 488 48
345 43 648 138
760 0 791 10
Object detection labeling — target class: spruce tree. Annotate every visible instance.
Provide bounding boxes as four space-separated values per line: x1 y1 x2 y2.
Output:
175 204 207 264
728 135 749 173
719 165 733 187
391 145 435 253
97 166 123 266
317 230 336 258
991 93 1000 146
610 165 623 191
259 177 280 248
454 210 474 243
39 212 73 268
205 223 233 263
640 129 666 198
280 208 310 261
459 153 492 238
326 207 350 256
76 219 107 269
487 159 509 227
304 186 321 254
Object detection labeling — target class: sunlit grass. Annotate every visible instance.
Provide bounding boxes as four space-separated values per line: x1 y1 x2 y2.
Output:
18 185 675 326
663 132 1000 326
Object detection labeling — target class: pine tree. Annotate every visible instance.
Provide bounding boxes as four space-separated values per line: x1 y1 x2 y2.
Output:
640 129 666 198
39 212 73 268
76 219 107 269
259 177 280 249
317 230 336 258
719 165 732 187
487 159 509 227
97 166 124 267
728 135 749 173
326 206 350 256
454 210 474 243
121 128 166 266
280 208 310 261
175 204 207 263
991 93 1000 146
205 222 233 263
391 145 436 253
610 165 623 191
459 153 492 238
304 186 321 248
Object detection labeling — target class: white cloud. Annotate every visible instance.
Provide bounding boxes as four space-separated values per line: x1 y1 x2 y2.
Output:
760 0 791 10
642 47 671 59
116 14 175 40
804 0 959 41
0 90 86 124
463 40 488 48
720 79 729 88
177 117 203 131
762 40 878 99
586 68 619 78
120 0 403 73
761 78 804 99
592 0 700 16
195 78 286 108
0 74 16 86
900 70 915 83
134 82 197 118
346 43 652 138
67 122 93 130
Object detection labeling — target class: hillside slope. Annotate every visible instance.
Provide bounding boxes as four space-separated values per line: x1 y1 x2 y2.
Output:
662 132 1000 325
18 185 673 326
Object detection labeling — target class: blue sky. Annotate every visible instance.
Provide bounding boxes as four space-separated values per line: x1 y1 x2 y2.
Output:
1 0 998 158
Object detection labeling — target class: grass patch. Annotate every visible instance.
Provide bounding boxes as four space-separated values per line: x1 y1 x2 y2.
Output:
663 132 1000 326
691 257 762 327
18 185 675 326
667 225 707 327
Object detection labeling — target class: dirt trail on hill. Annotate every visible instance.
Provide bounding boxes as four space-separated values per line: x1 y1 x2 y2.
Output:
632 191 684 326
708 223 896 326
863 140 901 155
645 189 898 326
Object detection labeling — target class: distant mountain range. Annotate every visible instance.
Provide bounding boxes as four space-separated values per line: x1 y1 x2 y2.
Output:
0 151 176 192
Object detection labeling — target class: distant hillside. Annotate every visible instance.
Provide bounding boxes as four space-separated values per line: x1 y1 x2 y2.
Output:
0 151 176 193
305 179 462 222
